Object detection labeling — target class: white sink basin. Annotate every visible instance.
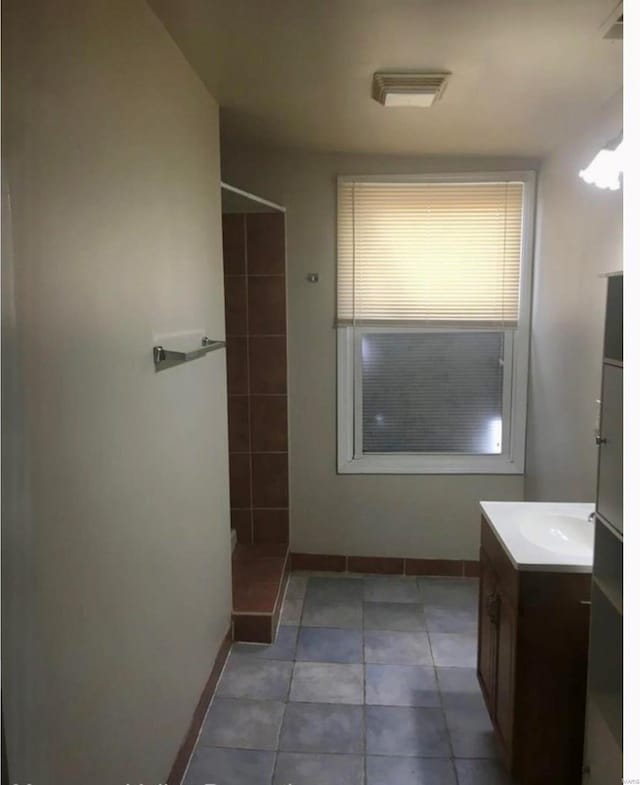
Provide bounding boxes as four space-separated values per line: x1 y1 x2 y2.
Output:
519 512 593 558
480 501 595 572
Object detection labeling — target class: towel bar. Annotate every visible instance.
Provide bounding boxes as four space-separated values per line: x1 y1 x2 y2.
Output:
153 336 225 371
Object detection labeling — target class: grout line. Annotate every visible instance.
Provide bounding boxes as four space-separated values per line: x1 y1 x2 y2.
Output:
241 215 255 546
432 658 458 769
270 576 308 783
225 332 287 338
229 392 288 397
228 450 289 455
224 273 286 279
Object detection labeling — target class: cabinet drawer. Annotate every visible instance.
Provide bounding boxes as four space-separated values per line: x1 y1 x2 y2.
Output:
481 517 519 607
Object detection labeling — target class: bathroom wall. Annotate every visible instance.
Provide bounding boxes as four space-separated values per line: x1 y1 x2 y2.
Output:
525 92 623 501
221 144 538 560
2 1 230 783
223 211 290 544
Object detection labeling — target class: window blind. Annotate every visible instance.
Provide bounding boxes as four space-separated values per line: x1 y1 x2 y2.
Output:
337 179 524 327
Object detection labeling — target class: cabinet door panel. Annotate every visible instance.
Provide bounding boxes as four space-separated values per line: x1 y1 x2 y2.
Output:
603 274 622 363
583 697 622 785
495 594 516 755
597 364 622 533
478 548 497 717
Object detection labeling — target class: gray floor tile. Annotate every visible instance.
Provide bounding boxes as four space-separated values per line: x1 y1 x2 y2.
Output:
366 664 440 707
364 630 433 665
290 662 364 704
286 574 308 600
444 703 499 759
429 634 477 668
302 596 363 629
367 755 457 785
436 667 483 708
306 577 364 602
425 605 478 635
184 747 275 785
443 697 489 728
273 752 364 785
418 578 479 610
364 602 426 632
232 625 298 661
455 758 512 784
363 576 420 604
217 655 293 700
279 702 364 754
199 698 284 750
365 705 450 757
280 595 304 625
297 626 363 663
449 728 500 759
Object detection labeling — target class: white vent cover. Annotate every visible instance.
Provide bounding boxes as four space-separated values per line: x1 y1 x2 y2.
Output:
372 72 450 107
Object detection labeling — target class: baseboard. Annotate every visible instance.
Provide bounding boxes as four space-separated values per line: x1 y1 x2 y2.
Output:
167 625 232 785
290 552 479 578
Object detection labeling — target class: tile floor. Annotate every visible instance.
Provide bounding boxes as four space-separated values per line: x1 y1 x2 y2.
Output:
184 573 513 785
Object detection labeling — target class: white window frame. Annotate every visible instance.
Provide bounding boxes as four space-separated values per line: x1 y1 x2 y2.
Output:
337 170 536 475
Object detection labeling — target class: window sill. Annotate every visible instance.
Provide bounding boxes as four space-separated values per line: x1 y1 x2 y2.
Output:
337 454 524 475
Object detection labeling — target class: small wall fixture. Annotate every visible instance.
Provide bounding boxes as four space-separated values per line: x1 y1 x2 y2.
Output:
372 72 450 107
579 134 623 191
153 336 225 371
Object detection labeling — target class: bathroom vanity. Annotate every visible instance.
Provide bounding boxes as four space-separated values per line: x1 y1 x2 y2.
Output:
478 502 594 785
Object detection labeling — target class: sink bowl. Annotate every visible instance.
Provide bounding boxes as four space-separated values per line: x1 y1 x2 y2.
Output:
480 501 594 571
519 512 594 558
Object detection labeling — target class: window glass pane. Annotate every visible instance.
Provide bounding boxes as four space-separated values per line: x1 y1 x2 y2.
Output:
361 332 504 454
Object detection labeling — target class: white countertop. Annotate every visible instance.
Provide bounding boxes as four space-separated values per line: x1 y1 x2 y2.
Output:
480 501 595 573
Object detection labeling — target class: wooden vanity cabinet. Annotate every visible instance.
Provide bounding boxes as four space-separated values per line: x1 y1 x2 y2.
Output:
478 518 592 785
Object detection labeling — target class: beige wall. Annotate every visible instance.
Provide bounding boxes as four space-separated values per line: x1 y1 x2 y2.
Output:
221 145 538 559
2 1 231 783
525 92 623 501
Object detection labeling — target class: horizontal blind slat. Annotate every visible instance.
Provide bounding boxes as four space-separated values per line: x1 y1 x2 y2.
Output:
337 180 524 325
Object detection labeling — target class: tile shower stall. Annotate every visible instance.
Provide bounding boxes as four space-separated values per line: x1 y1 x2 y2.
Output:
223 200 291 642
222 210 289 547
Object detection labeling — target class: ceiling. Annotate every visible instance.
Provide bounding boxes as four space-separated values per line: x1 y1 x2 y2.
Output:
149 0 622 157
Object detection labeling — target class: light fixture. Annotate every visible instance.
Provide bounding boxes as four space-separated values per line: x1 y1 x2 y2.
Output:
372 72 450 108
579 134 624 191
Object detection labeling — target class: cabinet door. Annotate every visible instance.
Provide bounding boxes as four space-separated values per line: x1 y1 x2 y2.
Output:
478 548 498 717
583 697 622 785
597 364 622 533
495 592 516 755
603 274 622 363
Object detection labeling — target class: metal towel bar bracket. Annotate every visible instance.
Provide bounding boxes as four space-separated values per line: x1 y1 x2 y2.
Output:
153 336 226 371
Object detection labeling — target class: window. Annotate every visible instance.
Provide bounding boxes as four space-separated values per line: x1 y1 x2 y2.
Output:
336 173 535 474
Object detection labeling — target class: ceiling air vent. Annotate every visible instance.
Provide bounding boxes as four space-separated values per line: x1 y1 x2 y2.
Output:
372 72 450 107
602 2 623 39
